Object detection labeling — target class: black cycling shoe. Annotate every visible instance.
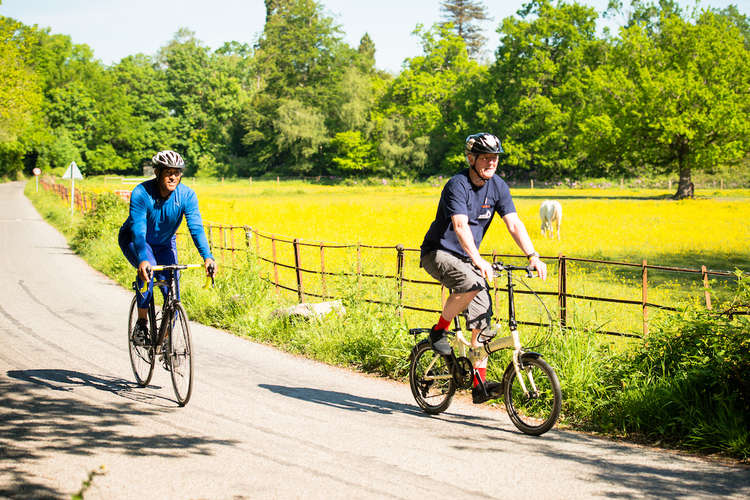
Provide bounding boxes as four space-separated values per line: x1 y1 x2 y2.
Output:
133 319 150 347
472 380 503 404
428 327 452 355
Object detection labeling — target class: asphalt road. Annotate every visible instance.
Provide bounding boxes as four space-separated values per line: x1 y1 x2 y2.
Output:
1 181 748 499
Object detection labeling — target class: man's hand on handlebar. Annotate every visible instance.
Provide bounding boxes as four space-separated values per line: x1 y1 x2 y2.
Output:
138 260 152 283
205 258 217 278
529 255 547 281
473 257 495 284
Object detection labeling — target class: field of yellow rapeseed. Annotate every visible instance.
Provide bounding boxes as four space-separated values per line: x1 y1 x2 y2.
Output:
74 176 750 337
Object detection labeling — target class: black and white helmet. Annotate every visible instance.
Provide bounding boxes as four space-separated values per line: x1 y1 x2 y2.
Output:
465 133 505 155
152 150 185 171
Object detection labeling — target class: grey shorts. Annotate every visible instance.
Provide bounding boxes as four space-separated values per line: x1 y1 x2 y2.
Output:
420 250 493 332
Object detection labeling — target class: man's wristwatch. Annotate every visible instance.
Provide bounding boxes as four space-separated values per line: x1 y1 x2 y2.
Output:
526 251 540 260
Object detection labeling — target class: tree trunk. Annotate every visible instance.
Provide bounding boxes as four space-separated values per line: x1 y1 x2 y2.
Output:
673 159 694 200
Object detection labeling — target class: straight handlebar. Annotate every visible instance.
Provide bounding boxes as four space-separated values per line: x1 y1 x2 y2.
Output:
492 261 534 277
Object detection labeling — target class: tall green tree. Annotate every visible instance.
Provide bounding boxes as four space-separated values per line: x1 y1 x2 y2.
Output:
486 0 606 179
157 28 246 176
585 5 750 198
377 24 483 176
440 0 492 58
0 17 43 176
242 0 359 174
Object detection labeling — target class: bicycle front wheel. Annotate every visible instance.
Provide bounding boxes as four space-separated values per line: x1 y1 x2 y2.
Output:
168 303 194 406
502 356 562 436
128 296 155 386
409 340 456 415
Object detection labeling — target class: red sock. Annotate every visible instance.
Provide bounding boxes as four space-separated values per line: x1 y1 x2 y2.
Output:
473 367 487 388
435 315 451 331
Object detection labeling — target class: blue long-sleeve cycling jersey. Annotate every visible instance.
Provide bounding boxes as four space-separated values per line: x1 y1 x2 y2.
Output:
119 179 213 263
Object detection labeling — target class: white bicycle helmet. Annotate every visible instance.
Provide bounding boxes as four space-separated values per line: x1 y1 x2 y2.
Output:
152 150 185 170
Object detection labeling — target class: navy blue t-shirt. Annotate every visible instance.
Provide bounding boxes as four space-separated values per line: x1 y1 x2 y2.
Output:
420 169 516 259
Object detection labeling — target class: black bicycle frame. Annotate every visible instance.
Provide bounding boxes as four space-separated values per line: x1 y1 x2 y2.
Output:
147 268 181 347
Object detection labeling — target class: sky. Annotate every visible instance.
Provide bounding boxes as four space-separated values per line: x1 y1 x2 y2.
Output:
1 0 747 74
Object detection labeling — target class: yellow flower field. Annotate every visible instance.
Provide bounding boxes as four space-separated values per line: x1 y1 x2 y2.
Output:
74 176 750 337
84 177 750 264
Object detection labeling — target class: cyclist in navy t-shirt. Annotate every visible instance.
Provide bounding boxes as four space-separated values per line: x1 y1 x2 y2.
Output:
420 133 547 404
119 150 216 344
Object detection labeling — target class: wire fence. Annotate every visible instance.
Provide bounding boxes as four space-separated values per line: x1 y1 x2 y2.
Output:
41 177 745 339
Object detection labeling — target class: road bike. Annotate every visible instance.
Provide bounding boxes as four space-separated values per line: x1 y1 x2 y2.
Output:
408 262 562 435
127 264 213 406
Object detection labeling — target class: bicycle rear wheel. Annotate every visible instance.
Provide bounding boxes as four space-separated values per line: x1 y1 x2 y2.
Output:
128 296 155 386
168 302 194 406
409 340 456 415
502 355 562 436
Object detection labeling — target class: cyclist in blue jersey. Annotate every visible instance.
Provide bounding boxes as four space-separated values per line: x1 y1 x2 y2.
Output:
420 133 547 404
119 150 216 344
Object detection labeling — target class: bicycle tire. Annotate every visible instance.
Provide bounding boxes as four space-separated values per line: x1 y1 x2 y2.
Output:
502 355 562 436
409 340 456 415
168 302 194 406
128 296 155 386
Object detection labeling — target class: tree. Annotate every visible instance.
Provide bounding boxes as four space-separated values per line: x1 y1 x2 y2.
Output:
589 6 750 198
157 28 246 176
439 0 491 58
486 0 606 180
243 0 361 174
377 24 483 176
0 18 42 150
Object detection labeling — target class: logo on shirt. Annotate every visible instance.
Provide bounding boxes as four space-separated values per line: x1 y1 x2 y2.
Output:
478 196 491 219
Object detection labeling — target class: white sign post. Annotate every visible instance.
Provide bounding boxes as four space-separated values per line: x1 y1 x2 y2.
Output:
33 167 41 192
62 161 83 215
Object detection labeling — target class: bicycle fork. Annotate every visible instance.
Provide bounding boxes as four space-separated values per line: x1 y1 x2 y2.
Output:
471 329 537 398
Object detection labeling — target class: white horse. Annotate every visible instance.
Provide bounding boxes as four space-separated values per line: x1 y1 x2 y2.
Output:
539 200 562 240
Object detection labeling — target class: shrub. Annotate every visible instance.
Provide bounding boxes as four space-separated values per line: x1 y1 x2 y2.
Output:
593 271 750 457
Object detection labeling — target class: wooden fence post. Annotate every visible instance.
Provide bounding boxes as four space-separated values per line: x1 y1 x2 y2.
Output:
230 227 236 263
558 254 567 327
356 242 362 276
271 237 279 293
396 244 405 317
293 238 304 303
207 224 213 254
320 243 328 297
702 265 712 310
243 226 252 265
642 259 649 336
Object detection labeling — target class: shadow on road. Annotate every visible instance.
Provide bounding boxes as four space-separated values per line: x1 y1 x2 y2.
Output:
1 369 240 499
258 383 511 432
260 383 423 416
